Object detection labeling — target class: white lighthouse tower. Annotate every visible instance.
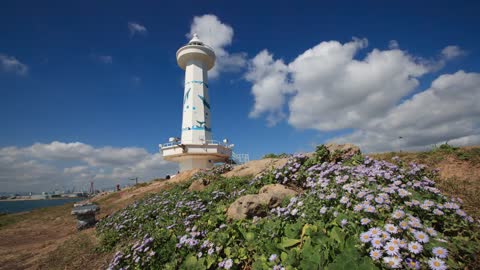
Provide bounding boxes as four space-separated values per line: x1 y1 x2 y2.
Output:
160 34 232 172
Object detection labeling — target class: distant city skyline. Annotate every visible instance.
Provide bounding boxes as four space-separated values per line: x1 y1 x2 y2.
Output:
1 1 480 192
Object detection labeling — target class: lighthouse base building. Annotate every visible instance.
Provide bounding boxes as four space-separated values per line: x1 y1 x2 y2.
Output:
160 34 232 172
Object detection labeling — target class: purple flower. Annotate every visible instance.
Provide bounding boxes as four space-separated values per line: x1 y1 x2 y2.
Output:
408 241 423 254
369 249 382 260
432 247 448 258
269 254 278 262
428 257 447 270
405 258 420 269
224 258 233 269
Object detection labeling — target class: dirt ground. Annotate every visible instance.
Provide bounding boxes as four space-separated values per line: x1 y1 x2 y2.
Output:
0 169 199 270
0 147 478 269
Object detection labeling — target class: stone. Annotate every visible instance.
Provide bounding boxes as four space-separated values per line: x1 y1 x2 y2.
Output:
226 194 270 220
188 178 210 191
259 184 298 208
325 143 361 161
71 203 99 230
226 184 298 220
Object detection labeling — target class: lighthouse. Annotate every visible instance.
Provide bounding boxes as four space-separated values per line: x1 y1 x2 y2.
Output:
160 34 232 172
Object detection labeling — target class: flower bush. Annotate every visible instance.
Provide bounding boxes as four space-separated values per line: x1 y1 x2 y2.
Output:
97 146 480 269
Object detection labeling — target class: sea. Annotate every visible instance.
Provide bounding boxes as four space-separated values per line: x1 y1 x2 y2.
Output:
0 198 84 214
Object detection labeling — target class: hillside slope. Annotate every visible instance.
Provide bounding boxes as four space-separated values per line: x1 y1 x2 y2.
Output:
0 145 478 269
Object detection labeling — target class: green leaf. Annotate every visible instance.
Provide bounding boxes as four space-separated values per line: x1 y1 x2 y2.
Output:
330 227 345 246
279 237 301 249
224 247 232 257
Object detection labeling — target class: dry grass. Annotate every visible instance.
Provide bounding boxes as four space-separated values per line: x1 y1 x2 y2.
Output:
370 145 480 219
35 229 111 270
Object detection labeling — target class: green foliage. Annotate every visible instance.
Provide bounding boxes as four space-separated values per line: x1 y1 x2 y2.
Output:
98 144 480 270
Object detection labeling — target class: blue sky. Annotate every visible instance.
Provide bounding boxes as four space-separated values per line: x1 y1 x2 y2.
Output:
1 0 480 192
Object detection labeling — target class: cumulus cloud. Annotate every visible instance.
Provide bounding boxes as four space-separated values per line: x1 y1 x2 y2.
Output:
187 14 247 78
332 71 480 152
128 22 148 37
246 39 476 151
0 53 28 75
245 50 292 125
441 45 465 60
0 142 177 193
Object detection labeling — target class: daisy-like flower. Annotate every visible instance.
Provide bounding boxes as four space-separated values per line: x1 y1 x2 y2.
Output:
414 231 429 243
369 249 382 260
426 227 438 237
384 241 399 256
399 220 409 230
385 224 398 234
365 205 377 213
354 204 363 212
381 231 391 241
408 241 423 254
360 218 371 225
375 196 385 204
269 254 278 262
340 196 349 204
371 237 383 248
405 258 421 269
432 247 448 258
360 232 371 243
399 239 407 249
389 238 400 246
383 256 402 268
428 257 447 270
369 227 382 237
398 189 410 197
433 209 444 216
392 210 405 219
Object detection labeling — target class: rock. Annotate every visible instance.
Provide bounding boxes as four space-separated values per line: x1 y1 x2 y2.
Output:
227 184 298 220
325 143 361 161
226 194 270 220
188 179 210 192
71 203 99 230
259 184 298 208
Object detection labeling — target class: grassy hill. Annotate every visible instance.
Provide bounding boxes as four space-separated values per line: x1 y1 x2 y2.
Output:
0 144 478 269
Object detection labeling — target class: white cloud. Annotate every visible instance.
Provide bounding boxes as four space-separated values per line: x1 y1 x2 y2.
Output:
0 142 178 193
245 50 292 125
0 53 28 75
288 39 431 131
246 39 477 151
332 71 480 152
128 22 148 37
187 14 247 78
441 45 465 60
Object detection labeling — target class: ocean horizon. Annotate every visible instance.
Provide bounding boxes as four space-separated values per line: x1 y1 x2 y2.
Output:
0 198 84 214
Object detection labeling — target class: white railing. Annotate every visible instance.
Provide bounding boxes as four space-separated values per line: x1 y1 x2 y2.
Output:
160 140 230 148
232 152 250 164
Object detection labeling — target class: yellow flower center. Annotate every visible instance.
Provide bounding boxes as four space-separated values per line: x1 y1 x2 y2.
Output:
434 261 440 267
438 250 443 254
389 246 394 251
388 261 394 266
